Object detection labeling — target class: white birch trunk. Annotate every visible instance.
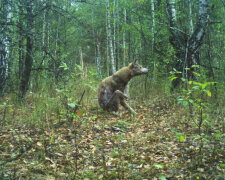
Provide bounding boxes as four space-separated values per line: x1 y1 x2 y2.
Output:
188 0 194 34
116 0 120 69
0 0 10 95
79 47 84 78
123 8 127 67
106 0 116 74
123 7 129 97
151 0 156 82
113 0 116 64
96 43 102 78
106 11 110 77
151 0 155 47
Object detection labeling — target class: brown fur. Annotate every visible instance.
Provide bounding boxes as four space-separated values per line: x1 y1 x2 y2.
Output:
98 62 148 114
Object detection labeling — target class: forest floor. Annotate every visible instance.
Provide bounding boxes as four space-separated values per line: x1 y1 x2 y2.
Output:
0 96 225 179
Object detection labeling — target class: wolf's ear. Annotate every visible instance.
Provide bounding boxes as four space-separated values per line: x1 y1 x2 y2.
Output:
130 62 135 69
133 59 137 64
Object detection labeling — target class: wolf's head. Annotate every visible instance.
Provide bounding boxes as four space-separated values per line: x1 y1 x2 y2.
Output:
129 61 149 76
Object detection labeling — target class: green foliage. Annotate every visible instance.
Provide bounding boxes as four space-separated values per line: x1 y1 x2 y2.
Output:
172 129 185 142
170 67 217 133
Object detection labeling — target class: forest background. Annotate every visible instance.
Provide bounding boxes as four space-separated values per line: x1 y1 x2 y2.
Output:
0 0 224 179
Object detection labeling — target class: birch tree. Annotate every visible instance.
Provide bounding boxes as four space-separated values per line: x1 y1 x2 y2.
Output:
166 0 210 86
123 7 127 67
106 0 116 74
96 42 102 78
0 0 10 96
188 0 194 34
151 0 156 82
123 7 129 97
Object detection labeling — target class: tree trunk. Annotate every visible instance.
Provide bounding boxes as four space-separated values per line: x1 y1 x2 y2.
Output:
79 47 84 78
106 10 110 76
20 1 34 97
188 0 194 34
96 42 102 78
18 4 24 80
123 8 127 67
123 7 129 97
113 0 116 69
106 0 116 74
116 0 120 69
166 0 210 86
0 0 10 96
151 0 156 82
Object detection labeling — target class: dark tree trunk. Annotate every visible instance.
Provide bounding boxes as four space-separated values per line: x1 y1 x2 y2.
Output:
20 1 34 98
18 4 24 80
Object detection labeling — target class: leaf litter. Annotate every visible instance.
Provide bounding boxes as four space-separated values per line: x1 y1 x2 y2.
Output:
0 100 224 179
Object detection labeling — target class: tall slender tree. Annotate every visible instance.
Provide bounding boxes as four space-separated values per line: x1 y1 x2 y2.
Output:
106 0 116 74
0 0 10 96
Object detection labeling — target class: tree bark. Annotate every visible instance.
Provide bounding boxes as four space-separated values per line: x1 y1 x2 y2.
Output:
18 3 24 80
123 7 127 67
188 0 194 34
166 0 210 86
106 9 110 76
151 0 156 82
106 0 116 74
79 47 84 78
0 0 10 96
96 42 102 78
20 1 34 97
123 7 129 97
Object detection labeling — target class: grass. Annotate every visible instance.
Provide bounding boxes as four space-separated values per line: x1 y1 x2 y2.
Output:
0 75 225 179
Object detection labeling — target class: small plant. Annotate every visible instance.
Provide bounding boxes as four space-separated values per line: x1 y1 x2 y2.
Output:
172 129 185 142
169 67 216 134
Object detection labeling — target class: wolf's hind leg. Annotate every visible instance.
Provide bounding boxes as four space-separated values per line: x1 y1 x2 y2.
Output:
105 90 127 111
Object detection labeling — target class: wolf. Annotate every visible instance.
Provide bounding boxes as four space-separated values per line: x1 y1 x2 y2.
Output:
98 61 149 114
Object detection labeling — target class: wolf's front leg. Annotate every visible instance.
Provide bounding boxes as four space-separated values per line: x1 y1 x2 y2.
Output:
120 100 137 115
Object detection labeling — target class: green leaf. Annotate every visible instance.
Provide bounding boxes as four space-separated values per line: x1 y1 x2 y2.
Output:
159 174 167 180
154 164 163 169
177 135 184 142
171 129 177 133
59 62 68 70
68 103 76 108
56 89 64 93
189 99 194 104
193 71 201 77
169 75 178 82
192 65 200 68
220 164 225 167
205 90 211 97
181 78 186 82
192 86 200 90
182 101 188 106
76 64 82 71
